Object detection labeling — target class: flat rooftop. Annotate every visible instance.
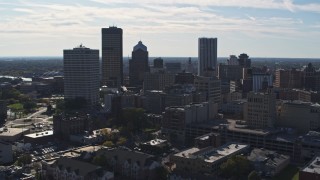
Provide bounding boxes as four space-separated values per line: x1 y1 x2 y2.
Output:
0 128 29 137
143 139 167 146
24 130 53 138
74 146 101 153
302 156 320 174
227 120 271 136
174 143 249 163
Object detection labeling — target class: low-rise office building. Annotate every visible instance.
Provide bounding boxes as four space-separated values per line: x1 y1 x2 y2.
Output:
221 99 247 118
300 156 320 180
171 143 249 174
0 128 29 142
0 100 7 123
162 102 217 144
277 101 320 133
53 113 92 139
41 157 114 180
24 130 54 145
96 147 160 180
0 140 13 164
248 148 290 177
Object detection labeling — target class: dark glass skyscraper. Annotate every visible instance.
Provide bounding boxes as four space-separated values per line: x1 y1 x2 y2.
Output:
102 26 123 87
129 41 149 87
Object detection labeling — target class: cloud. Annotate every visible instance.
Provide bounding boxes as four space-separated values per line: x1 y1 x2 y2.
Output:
0 0 319 57
283 0 295 12
13 8 34 13
246 14 256 21
0 1 309 38
91 0 320 13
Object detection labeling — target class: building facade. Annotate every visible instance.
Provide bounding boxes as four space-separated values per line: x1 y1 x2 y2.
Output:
252 73 273 92
162 102 217 144
63 45 99 107
274 69 303 88
198 38 217 76
0 140 12 164
102 27 123 87
0 100 7 123
171 143 249 174
143 72 175 91
194 76 221 105
277 101 320 133
246 90 276 129
238 53 251 68
53 113 92 139
129 41 149 87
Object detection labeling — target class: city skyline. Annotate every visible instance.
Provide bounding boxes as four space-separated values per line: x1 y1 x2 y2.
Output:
0 0 320 58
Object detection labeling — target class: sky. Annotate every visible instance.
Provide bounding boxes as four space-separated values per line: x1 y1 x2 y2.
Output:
0 0 319 58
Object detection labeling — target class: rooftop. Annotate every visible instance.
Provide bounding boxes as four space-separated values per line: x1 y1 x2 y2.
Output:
227 120 271 136
133 41 147 52
24 130 53 138
74 146 101 153
302 156 320 174
143 139 167 146
0 128 29 137
51 157 101 176
248 148 290 168
174 143 249 163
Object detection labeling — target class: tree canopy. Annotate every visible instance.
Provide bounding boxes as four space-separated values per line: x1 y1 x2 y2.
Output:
220 155 253 180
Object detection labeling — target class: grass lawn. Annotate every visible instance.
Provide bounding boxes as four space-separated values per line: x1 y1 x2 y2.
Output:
143 128 157 133
292 172 299 180
272 165 299 180
8 103 23 110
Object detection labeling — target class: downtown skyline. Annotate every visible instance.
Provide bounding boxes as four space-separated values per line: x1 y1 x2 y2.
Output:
0 0 320 58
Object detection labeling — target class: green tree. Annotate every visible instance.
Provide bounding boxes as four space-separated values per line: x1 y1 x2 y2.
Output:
248 171 261 180
0 88 21 100
154 166 169 180
16 154 32 166
220 155 253 179
92 154 108 166
116 137 127 146
23 101 37 113
55 99 65 114
8 103 24 118
103 140 114 147
121 108 148 132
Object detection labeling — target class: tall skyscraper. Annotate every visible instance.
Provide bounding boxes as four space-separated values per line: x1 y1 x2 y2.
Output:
238 53 251 68
198 38 217 76
102 26 123 87
63 45 99 107
129 41 149 87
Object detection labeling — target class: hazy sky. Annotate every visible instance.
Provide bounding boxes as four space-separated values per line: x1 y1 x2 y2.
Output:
0 0 320 58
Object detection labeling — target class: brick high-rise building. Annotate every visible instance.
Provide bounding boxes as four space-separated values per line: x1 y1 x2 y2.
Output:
274 68 304 88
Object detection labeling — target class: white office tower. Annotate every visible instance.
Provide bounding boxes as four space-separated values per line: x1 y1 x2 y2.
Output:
198 38 217 76
63 45 100 108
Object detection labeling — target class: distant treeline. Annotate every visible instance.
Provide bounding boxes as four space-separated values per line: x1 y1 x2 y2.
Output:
0 59 62 77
